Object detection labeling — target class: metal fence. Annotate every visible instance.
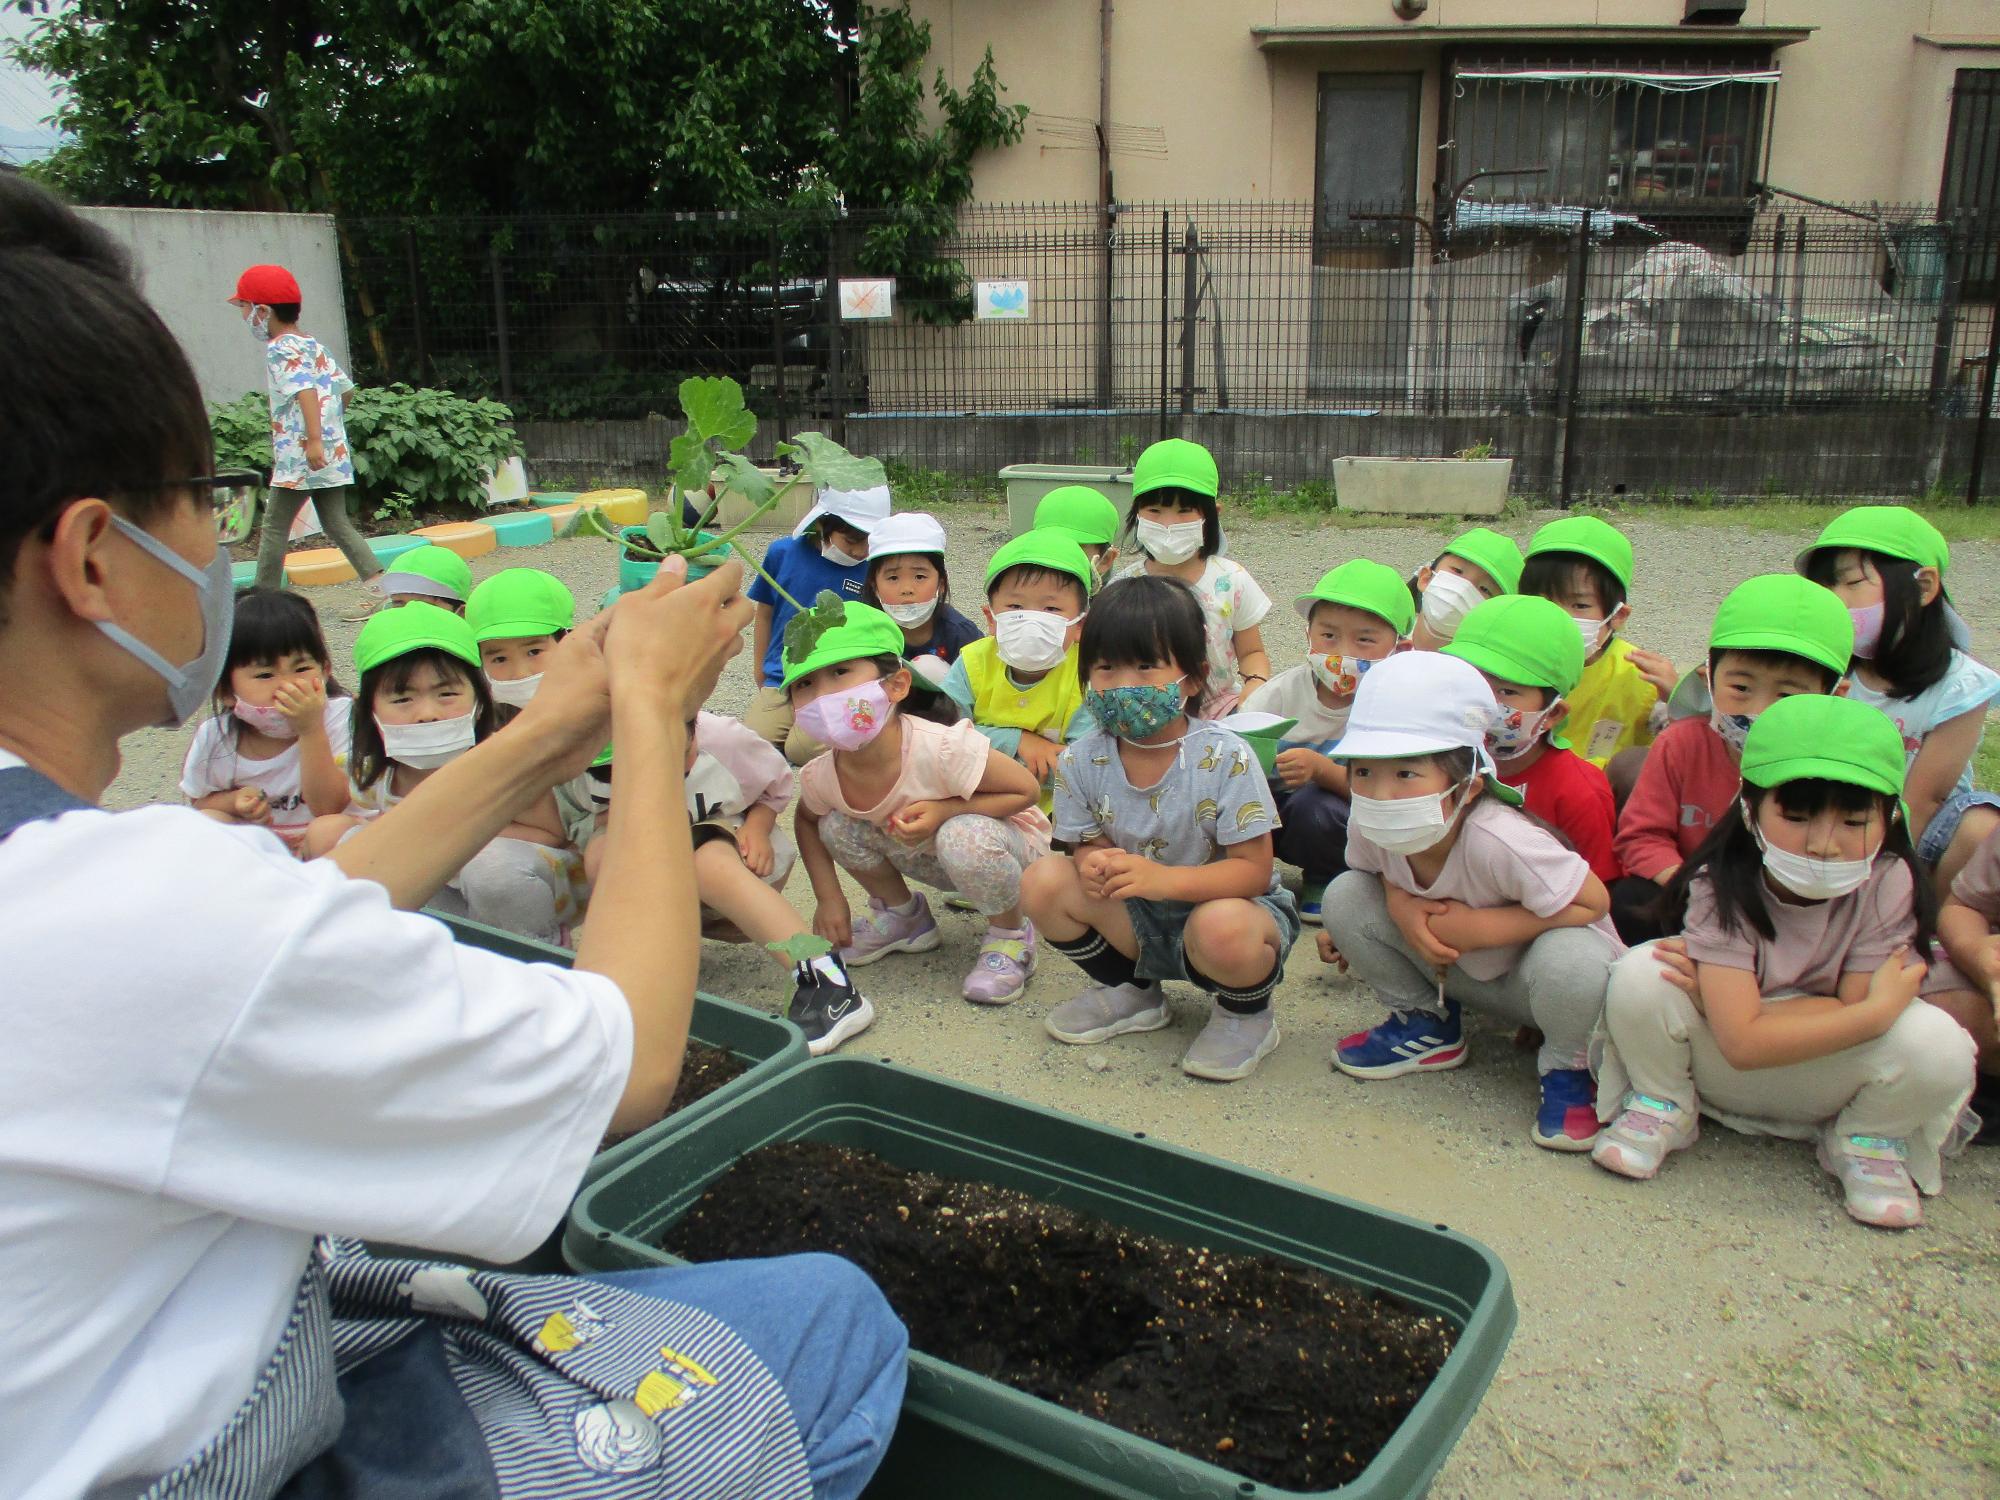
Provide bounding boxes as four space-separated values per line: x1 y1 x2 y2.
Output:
337 199 2000 502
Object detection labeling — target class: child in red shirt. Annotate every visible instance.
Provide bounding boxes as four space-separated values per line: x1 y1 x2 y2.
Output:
1444 595 1619 883
1611 574 1853 943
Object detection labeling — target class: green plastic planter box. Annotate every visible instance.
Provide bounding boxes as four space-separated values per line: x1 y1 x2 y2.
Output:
565 1056 1515 1500
424 911 811 1269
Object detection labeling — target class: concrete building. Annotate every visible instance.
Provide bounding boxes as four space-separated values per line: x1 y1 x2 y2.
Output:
913 1 2000 217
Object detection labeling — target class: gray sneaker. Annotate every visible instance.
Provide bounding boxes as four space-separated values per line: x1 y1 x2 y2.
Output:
1045 981 1170 1044
1180 1003 1280 1081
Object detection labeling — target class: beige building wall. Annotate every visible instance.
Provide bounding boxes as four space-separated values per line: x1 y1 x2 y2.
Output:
912 0 2000 209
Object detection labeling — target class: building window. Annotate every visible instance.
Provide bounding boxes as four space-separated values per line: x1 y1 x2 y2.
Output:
1442 50 1775 215
1943 69 2000 295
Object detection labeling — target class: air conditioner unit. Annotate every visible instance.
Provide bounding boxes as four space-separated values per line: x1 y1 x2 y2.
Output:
1684 0 1747 21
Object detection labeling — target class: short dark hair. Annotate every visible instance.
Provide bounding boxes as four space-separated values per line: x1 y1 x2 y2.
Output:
1800 547 1953 698
1124 486 1222 558
1519 552 1627 615
0 176 212 625
348 648 495 790
1669 777 1927 952
267 302 301 324
1707 646 1840 694
1076 574 1209 714
986 562 1088 613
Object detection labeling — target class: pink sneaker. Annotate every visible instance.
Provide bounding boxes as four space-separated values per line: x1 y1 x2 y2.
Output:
963 922 1036 1004
840 894 942 967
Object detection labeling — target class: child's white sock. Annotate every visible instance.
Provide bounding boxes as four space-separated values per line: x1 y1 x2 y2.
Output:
886 893 922 916
806 954 848 984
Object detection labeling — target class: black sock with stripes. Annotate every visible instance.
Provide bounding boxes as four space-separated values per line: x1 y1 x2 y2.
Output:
1047 928 1149 990
1191 958 1282 1016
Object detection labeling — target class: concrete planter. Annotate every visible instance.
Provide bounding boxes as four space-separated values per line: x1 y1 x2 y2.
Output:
999 463 1134 535
1333 457 1513 517
684 467 814 533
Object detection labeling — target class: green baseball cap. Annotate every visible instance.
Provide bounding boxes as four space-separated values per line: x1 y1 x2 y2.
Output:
1131 438 1219 500
1440 527 1524 595
465 567 576 642
1293 559 1416 635
1740 694 1907 799
1444 595 1586 695
1033 485 1122 546
985 527 1096 596
1795 504 1950 577
375 543 473 603
354 598 480 674
1525 515 1634 592
779 594 908 690
1710 574 1853 677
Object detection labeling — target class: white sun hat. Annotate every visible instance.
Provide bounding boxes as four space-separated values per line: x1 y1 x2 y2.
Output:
865 510 948 562
793 483 892 539
1330 650 1522 804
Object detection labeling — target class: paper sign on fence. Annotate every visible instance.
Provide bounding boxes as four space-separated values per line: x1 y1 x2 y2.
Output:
974 280 1031 320
838 278 895 321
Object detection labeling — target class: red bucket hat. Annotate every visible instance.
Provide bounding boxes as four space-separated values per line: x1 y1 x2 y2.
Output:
231 264 301 305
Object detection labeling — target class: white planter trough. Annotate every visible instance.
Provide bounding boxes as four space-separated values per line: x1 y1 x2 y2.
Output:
998 463 1134 535
681 466 815 533
1333 457 1513 518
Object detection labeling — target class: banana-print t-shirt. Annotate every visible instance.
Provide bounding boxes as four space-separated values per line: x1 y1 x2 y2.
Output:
1051 722 1282 893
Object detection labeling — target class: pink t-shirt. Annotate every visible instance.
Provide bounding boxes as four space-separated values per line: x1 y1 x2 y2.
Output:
800 716 1052 844
1346 795 1623 980
1683 859 1916 997
693 711 793 817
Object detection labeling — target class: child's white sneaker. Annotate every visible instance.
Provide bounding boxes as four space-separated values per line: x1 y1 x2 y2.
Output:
1045 981 1169 1044
1181 1003 1279 1082
1591 1092 1699 1179
1817 1131 1922 1229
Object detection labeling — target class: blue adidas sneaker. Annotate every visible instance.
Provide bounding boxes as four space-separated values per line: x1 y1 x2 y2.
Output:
1332 1001 1466 1079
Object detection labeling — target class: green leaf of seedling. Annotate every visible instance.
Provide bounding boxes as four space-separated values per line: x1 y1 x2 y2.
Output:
645 512 679 551
680 375 757 451
668 428 714 501
766 933 834 964
781 589 848 667
713 450 777 511
777 431 886 494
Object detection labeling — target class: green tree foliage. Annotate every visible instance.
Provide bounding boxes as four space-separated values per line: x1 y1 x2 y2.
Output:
8 1 1024 239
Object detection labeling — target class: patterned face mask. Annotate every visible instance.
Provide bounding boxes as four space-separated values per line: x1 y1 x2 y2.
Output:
1084 681 1186 741
1711 706 1755 754
793 678 893 752
1487 699 1562 757
1308 652 1378 698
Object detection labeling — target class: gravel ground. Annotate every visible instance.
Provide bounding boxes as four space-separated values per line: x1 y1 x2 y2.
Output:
106 505 2000 1498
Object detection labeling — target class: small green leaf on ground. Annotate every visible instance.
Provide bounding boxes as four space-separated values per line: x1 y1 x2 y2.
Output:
767 933 834 963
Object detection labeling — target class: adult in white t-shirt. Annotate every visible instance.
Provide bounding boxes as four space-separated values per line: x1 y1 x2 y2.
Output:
0 179 904 1500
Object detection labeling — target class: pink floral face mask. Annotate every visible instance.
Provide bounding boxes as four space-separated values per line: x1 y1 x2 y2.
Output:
793 678 893 751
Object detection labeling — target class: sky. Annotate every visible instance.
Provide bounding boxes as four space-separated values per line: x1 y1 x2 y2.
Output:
0 6 67 165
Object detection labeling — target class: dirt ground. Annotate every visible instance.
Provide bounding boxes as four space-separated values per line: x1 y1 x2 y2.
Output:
105 504 2000 1499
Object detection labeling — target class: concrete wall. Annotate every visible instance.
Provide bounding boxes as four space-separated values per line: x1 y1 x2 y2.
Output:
911 0 2000 208
78 208 352 408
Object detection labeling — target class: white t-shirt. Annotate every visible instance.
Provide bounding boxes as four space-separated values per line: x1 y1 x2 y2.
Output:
1115 555 1273 694
1345 795 1624 980
1242 664 1351 754
0 754 633 1499
1845 648 2000 796
179 700 354 848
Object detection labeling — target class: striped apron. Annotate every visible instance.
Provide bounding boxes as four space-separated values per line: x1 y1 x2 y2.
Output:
3 767 810 1500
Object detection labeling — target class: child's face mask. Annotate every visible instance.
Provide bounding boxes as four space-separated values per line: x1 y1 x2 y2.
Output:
1308 652 1379 698
1350 779 1471 856
1488 699 1562 757
1135 516 1204 564
1084 681 1186 741
794 678 893 751
244 305 273 342
378 714 476 769
488 672 542 708
1418 571 1486 641
232 700 297 739
993 609 1081 672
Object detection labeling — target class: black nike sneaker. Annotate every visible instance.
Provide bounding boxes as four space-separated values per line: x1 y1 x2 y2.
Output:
787 959 874 1056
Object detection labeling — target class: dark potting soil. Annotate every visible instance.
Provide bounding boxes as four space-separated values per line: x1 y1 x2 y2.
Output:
665 1141 1456 1491
602 1042 747 1148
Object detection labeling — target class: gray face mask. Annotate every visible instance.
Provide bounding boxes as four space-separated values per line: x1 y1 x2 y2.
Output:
93 516 237 728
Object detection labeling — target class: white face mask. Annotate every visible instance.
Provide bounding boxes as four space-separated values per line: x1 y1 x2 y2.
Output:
1419 571 1486 640
1350 779 1470 856
822 541 862 567
378 714 476 770
1747 801 1880 900
1575 614 1610 657
993 609 1080 672
246 307 272 342
487 673 542 708
1135 516 1205 564
883 598 939 629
